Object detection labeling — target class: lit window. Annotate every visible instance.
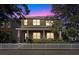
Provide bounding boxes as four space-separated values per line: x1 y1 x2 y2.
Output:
46 20 53 26
24 20 28 25
33 32 41 39
47 32 54 39
33 19 40 25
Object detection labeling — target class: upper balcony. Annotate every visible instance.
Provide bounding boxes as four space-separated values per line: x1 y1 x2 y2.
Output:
16 16 54 31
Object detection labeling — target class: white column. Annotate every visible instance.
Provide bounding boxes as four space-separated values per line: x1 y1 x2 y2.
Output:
59 31 62 40
17 30 20 43
27 30 29 38
43 30 45 39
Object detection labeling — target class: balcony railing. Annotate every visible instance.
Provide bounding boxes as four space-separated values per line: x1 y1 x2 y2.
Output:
16 26 52 30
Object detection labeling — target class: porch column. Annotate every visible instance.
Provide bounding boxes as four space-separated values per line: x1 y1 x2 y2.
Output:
27 30 29 38
43 30 45 39
17 30 20 43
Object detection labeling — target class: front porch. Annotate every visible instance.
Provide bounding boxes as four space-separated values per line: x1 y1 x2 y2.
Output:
16 27 55 43
16 29 56 43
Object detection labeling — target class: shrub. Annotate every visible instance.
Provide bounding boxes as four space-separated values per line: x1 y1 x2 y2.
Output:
32 39 65 43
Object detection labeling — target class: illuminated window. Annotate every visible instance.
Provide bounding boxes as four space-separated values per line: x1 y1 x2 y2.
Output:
33 19 40 25
46 20 53 26
47 32 54 39
24 20 28 25
33 32 41 39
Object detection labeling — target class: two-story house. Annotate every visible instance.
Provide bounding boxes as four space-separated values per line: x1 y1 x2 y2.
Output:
0 16 58 43
16 16 58 43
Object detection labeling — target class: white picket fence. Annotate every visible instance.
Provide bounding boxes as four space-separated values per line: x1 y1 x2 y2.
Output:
0 43 79 49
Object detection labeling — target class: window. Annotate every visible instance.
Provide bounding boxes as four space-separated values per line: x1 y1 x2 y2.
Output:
24 20 28 25
33 32 41 39
33 19 40 25
46 20 53 26
47 32 54 39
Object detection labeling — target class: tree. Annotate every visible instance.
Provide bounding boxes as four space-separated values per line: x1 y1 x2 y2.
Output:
0 4 30 43
51 17 63 40
0 4 30 28
51 4 79 42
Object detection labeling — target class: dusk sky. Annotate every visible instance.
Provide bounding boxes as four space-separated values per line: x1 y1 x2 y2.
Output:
26 4 54 17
